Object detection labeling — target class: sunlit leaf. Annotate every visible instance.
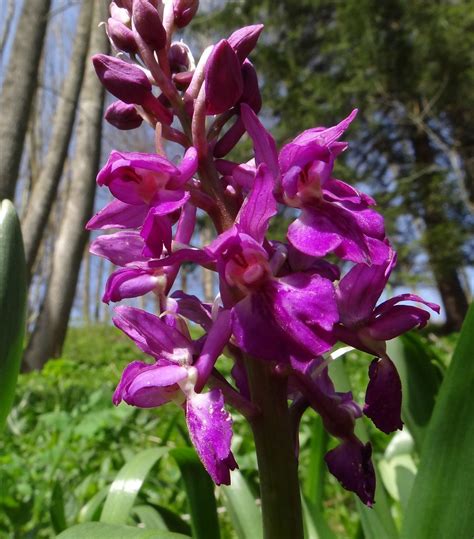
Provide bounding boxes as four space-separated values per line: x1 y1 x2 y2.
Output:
402 305 474 539
100 448 169 525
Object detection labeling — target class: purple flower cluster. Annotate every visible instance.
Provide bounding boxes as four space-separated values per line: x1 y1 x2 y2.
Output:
88 0 439 504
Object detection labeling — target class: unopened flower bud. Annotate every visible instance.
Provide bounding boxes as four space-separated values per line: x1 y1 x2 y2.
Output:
168 42 194 73
107 18 138 54
105 101 143 130
228 24 264 64
113 0 133 11
92 54 152 106
132 0 167 51
110 2 131 24
240 60 261 112
173 0 199 28
205 40 243 115
173 70 193 90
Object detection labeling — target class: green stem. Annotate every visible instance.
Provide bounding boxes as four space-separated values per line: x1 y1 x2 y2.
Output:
245 359 304 539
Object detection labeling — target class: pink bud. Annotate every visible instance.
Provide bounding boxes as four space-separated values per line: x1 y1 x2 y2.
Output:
240 60 261 112
105 101 143 130
168 42 194 74
107 18 138 54
173 0 199 28
228 24 264 64
132 0 167 51
92 54 152 105
205 40 243 115
110 2 131 24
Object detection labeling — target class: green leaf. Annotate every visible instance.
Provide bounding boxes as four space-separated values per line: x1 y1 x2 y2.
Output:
378 431 417 510
301 495 336 539
56 522 189 538
0 200 27 431
329 359 399 539
132 505 168 530
100 448 169 525
402 304 474 539
220 469 262 539
387 332 443 451
50 480 67 533
303 415 329 511
169 448 220 539
78 487 109 523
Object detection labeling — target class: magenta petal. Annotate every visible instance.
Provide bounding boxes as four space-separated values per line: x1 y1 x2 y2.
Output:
205 40 243 115
113 306 192 362
113 360 188 408
141 210 172 258
237 163 276 243
92 54 152 105
126 364 188 407
241 104 279 180
291 109 358 147
367 305 433 341
186 390 237 485
103 267 160 303
105 100 142 130
373 293 440 318
90 231 148 266
172 291 213 331
173 146 199 187
325 440 375 506
227 24 264 64
233 274 338 364
194 309 232 391
364 357 403 434
86 199 148 230
288 206 370 263
337 253 395 328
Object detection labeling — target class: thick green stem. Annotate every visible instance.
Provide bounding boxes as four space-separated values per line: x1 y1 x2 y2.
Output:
246 359 304 539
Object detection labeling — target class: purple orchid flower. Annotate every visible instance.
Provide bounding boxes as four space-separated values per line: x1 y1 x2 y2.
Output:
241 104 390 265
335 251 440 433
113 305 236 485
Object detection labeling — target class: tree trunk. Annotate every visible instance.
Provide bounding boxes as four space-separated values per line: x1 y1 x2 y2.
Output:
0 0 51 201
23 1 109 370
413 130 469 331
21 0 93 276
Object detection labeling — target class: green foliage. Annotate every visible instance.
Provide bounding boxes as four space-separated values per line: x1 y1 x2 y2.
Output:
0 323 459 538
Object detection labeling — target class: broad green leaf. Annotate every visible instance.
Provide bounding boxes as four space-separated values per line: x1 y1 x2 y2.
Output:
301 495 336 539
387 332 443 451
329 359 399 539
0 200 27 431
78 487 109 523
132 505 168 530
220 469 262 539
303 415 329 511
170 448 220 539
379 432 417 510
56 522 189 538
50 480 67 533
100 448 169 525
402 305 474 539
